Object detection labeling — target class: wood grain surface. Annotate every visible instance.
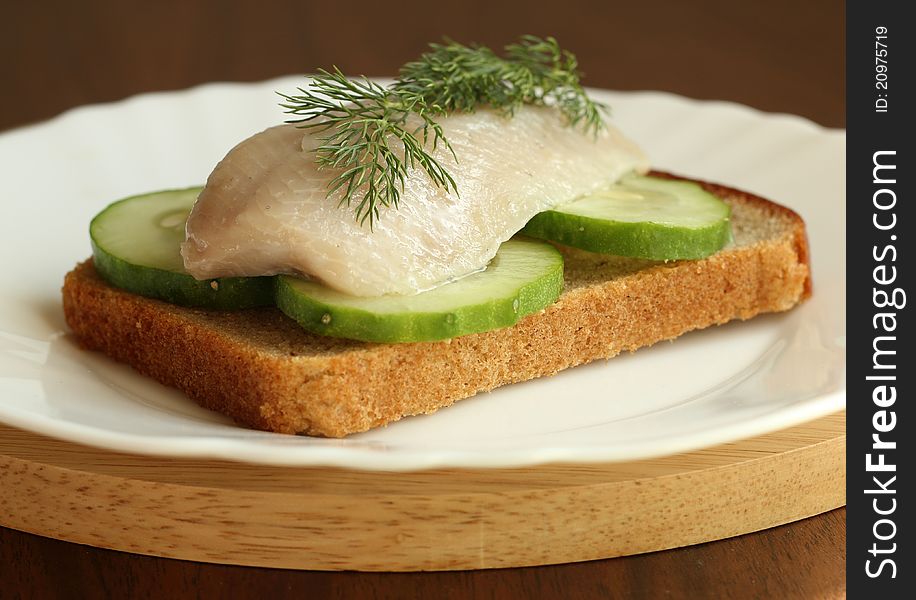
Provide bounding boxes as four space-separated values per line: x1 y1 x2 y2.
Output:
1 0 845 597
0 510 846 600
0 413 844 571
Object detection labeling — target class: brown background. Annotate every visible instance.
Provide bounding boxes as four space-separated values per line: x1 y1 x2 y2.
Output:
3 0 843 132
1 1 844 598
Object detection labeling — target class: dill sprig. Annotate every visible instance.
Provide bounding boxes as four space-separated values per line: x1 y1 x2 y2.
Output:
395 36 606 134
279 70 457 227
279 36 606 227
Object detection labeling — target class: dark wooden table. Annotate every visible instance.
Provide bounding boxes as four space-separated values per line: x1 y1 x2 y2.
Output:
1 1 844 598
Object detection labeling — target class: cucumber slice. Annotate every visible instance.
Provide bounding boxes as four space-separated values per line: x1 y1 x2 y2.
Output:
90 188 274 309
276 239 563 343
522 175 731 260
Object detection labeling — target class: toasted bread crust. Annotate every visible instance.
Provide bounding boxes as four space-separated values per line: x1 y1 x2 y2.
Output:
62 173 811 436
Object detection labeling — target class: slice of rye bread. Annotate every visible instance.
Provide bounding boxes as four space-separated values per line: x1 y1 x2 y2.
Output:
62 172 811 437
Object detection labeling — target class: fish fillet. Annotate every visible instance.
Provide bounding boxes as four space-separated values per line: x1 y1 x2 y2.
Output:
181 106 648 296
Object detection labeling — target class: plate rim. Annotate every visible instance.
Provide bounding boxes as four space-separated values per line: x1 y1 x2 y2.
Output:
0 78 847 471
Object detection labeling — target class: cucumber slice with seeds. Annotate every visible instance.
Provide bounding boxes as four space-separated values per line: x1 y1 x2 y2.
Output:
275 239 563 343
90 188 274 309
522 175 731 260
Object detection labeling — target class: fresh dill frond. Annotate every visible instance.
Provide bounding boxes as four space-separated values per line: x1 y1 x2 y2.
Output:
395 35 607 134
280 36 606 226
279 68 457 228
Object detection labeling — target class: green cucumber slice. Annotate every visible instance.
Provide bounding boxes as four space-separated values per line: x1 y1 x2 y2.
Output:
522 175 731 260
275 239 563 343
90 188 274 309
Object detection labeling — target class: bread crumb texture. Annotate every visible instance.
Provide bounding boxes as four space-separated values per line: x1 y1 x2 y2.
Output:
62 174 811 437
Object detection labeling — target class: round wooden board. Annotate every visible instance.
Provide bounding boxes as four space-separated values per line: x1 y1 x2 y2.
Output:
0 412 845 571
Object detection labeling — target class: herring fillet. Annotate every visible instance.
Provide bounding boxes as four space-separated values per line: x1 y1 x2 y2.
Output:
181 106 649 296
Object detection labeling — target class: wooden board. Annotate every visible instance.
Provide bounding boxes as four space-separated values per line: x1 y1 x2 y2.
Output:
0 412 845 571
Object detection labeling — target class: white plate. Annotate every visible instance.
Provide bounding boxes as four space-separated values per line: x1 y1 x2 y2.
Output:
0 78 845 471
